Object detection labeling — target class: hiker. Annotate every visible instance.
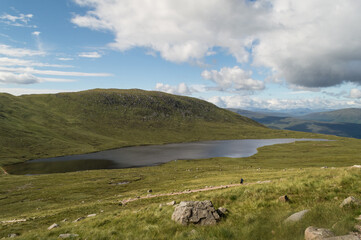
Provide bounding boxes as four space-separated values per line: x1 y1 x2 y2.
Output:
240 178 244 184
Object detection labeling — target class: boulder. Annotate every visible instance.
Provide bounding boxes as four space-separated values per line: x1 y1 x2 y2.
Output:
284 209 309 223
59 233 79 239
217 207 228 216
279 195 290 203
324 235 360 240
171 200 220 225
47 223 59 230
305 226 335 240
339 196 361 208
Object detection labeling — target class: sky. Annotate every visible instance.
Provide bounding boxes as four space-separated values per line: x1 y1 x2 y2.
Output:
1 0 361 110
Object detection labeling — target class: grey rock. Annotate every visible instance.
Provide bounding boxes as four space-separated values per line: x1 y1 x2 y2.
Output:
324 235 360 240
87 214 96 217
340 196 361 208
166 201 176 206
72 217 85 223
47 223 59 230
279 195 290 203
305 226 335 240
147 189 152 193
217 207 228 216
284 209 309 223
354 225 361 233
58 233 79 239
171 200 221 225
8 234 18 238
355 215 361 221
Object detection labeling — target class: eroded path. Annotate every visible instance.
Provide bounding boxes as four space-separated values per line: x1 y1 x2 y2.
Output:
121 180 271 204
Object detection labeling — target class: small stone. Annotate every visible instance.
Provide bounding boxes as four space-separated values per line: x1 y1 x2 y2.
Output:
355 215 361 221
47 223 59 230
354 225 361 233
351 165 361 168
58 233 79 239
217 207 228 216
87 214 96 217
305 226 335 240
284 210 309 223
8 233 18 238
61 219 68 222
190 229 197 235
72 217 85 223
147 189 152 193
166 201 176 206
278 195 290 203
340 196 361 208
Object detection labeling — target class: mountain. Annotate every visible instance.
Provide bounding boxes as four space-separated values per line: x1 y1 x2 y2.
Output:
301 108 361 124
0 89 269 165
229 108 361 139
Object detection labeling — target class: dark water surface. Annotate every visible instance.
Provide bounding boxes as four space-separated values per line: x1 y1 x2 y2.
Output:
6 138 328 174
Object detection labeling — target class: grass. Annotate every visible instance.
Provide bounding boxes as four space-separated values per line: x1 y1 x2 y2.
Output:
1 139 361 239
1 89 360 239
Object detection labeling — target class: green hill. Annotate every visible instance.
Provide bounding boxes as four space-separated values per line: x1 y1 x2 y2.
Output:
229 108 361 139
301 108 361 124
0 89 274 166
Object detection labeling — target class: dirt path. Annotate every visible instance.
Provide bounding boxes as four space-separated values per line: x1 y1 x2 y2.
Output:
121 180 271 205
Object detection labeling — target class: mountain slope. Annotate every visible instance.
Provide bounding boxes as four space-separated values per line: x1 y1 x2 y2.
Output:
229 108 361 139
0 89 273 165
301 108 361 124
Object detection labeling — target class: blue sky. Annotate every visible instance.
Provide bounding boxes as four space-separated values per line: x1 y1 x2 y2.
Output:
1 0 361 110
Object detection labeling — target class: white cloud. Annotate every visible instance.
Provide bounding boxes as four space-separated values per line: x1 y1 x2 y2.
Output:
0 72 73 84
0 13 35 27
71 0 270 63
155 82 192 95
0 44 45 57
0 57 72 68
57 57 74 61
72 0 361 88
78 51 102 58
0 88 74 96
208 95 361 110
32 31 41 36
0 66 112 77
201 66 264 92
350 89 361 99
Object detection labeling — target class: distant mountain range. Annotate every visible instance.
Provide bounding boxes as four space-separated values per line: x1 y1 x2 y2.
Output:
229 108 361 139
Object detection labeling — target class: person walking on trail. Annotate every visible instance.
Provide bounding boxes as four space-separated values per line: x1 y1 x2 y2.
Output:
240 178 244 184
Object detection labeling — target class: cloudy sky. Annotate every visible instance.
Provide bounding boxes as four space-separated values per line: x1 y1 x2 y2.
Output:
1 0 361 110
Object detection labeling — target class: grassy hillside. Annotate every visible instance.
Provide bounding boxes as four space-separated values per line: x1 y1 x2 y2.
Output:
1 138 361 239
0 89 283 166
301 108 361 124
229 108 361 139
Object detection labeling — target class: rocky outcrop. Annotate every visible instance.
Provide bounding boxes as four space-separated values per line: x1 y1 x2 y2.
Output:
284 209 309 223
171 200 221 225
340 196 361 208
304 226 335 240
324 234 361 240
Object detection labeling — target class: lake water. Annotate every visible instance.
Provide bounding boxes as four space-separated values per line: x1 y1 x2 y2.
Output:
5 138 328 175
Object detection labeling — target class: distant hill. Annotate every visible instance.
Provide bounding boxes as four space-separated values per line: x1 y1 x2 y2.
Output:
0 89 271 165
301 108 361 124
229 108 361 139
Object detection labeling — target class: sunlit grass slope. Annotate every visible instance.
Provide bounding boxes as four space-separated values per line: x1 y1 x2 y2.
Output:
0 88 278 166
0 139 361 239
